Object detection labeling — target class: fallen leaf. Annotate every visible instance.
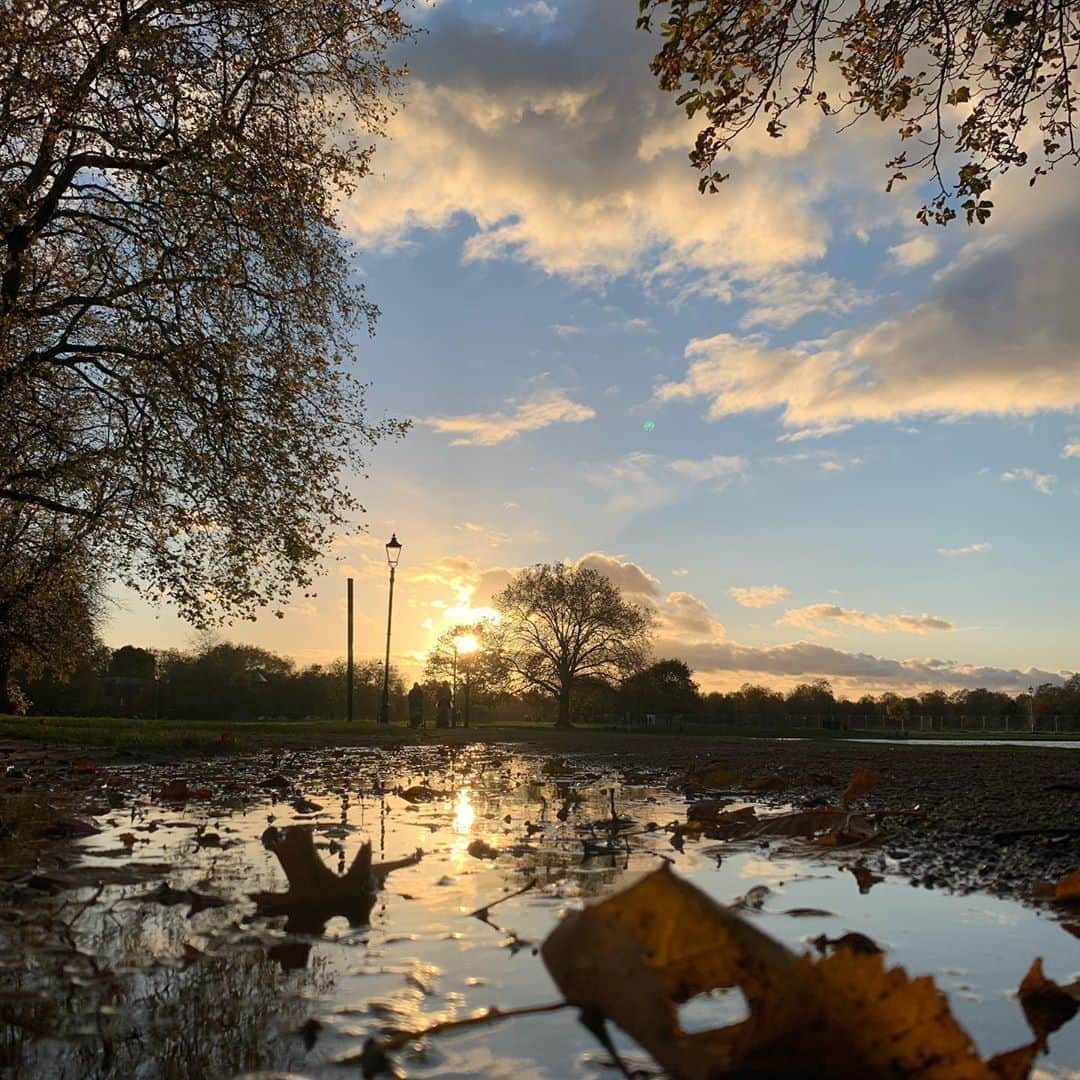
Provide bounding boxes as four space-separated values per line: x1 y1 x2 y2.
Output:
732 884 771 911
848 864 885 894
160 779 192 801
1053 869 1080 902
841 768 882 809
467 838 499 860
70 758 96 773
542 865 1045 1079
687 763 741 788
687 798 732 822
1017 958 1079 1050
812 931 884 956
748 808 877 844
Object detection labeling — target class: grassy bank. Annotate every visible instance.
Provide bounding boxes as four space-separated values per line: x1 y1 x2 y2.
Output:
1 714 1076 758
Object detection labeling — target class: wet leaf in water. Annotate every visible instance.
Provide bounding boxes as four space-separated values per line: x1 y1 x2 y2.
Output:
1052 869 1080 902
467 838 499 860
1017 958 1080 1050
687 763 741 789
812 932 884 956
848 864 884 894
542 865 1057 1079
841 768 883 809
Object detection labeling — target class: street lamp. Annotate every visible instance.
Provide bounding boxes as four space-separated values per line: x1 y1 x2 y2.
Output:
379 533 402 724
454 633 478 729
1028 685 1036 734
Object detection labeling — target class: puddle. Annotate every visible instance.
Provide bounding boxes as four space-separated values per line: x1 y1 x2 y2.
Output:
1 745 1078 1078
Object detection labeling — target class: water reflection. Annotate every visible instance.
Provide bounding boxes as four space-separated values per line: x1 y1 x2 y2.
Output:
0 745 1077 1078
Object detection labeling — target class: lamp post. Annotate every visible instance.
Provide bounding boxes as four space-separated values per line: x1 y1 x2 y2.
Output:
379 533 402 725
1028 685 1036 734
454 633 478 729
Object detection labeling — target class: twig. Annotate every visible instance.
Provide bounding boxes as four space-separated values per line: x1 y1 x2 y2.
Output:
465 876 538 920
340 1000 572 1069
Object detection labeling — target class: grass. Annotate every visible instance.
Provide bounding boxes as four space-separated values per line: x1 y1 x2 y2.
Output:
0 714 394 755
1 714 1075 758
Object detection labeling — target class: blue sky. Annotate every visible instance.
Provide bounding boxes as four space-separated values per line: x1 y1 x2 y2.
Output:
107 0 1080 695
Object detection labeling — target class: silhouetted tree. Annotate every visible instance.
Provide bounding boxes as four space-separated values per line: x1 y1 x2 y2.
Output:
621 659 703 719
638 0 1080 224
493 563 653 727
1 0 411 631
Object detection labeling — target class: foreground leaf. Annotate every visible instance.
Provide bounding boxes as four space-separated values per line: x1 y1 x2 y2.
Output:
542 865 1060 1079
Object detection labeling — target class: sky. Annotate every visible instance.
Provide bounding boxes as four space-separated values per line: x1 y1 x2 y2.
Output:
107 0 1080 698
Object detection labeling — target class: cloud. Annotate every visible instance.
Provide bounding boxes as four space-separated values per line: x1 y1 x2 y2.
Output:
551 323 583 336
424 386 594 446
654 212 1080 430
660 590 725 638
1001 467 1056 495
776 424 853 443
591 451 747 511
780 603 955 635
671 568 689 577
508 0 558 19
667 638 1068 694
573 551 660 598
456 521 512 546
341 4 874 322
888 234 940 269
938 542 992 557
1062 443 1080 459
666 454 748 483
729 585 790 608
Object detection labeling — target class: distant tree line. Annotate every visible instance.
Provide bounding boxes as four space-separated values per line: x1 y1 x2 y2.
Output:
6 559 1078 732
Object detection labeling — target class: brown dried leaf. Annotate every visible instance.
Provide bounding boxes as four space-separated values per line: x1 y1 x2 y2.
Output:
1053 869 1080 902
542 865 1040 1079
687 763 741 788
841 768 882 809
1017 958 1079 1050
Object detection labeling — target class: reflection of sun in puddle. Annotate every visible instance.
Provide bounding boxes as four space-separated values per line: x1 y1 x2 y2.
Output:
453 788 476 835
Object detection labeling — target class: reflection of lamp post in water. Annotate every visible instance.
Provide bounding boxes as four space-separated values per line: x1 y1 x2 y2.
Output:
455 634 478 728
379 534 402 725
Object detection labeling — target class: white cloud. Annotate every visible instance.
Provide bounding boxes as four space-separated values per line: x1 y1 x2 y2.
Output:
509 0 558 18
1001 467 1056 495
888 234 940 269
937 542 992 557
729 585 790 608
551 323 583 336
424 386 594 446
671 568 689 577
666 454 748 484
1062 443 1080 459
654 212 1080 431
340 4 878 324
591 451 746 512
776 423 853 443
573 551 660 598
780 603 955 635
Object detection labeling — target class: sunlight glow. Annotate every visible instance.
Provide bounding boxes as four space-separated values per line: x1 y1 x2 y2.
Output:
455 633 479 656
453 788 476 834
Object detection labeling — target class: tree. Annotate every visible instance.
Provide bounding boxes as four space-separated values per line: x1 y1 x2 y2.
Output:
424 621 510 712
0 505 102 711
0 0 411 629
637 0 1080 224
621 659 703 719
493 563 653 728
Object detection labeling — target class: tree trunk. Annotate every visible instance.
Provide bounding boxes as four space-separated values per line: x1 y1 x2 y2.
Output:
556 685 572 728
0 647 14 715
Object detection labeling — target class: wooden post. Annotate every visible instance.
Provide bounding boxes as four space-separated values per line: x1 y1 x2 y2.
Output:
347 577 354 723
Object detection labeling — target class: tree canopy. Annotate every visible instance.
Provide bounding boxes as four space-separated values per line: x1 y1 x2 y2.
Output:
493 563 653 727
0 0 411 629
638 0 1080 223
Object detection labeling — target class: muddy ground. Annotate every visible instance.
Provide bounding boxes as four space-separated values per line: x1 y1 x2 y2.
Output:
2 728 1078 901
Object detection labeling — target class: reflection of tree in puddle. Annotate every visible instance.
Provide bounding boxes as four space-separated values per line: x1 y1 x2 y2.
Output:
0 891 331 1079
